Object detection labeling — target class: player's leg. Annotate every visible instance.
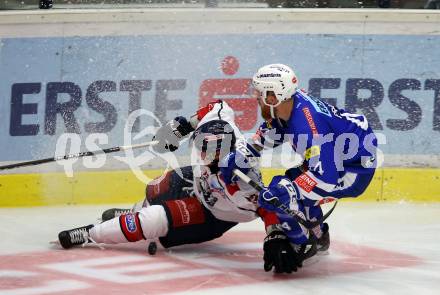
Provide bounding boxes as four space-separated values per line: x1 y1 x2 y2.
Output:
284 168 330 252
331 170 375 198
58 205 168 249
58 195 236 250
304 205 329 252
146 166 194 205
101 166 194 222
101 208 133 222
308 168 376 252
158 197 237 248
285 167 375 252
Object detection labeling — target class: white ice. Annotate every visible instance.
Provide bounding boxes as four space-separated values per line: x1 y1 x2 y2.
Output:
0 202 439 295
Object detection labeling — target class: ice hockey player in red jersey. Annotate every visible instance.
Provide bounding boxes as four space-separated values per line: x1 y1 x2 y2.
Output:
57 101 281 259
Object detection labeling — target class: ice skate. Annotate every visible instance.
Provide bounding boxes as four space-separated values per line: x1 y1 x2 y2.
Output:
58 224 94 249
294 239 318 267
317 223 330 253
101 208 131 222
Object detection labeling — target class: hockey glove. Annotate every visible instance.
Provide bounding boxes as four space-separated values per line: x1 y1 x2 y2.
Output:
263 229 302 273
258 176 299 214
219 142 260 184
153 116 194 153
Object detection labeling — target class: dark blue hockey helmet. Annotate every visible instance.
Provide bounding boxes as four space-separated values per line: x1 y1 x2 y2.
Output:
190 120 236 165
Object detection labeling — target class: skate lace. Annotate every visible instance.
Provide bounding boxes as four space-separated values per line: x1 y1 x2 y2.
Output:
69 227 105 250
87 236 105 250
115 209 131 217
69 228 90 244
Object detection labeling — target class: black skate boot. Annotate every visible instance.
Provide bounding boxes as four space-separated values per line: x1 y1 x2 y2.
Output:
317 223 330 252
58 224 94 249
101 208 131 222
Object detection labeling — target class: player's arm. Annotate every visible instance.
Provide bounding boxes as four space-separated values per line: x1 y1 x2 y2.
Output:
153 100 223 153
152 116 194 153
251 119 286 152
257 207 280 232
220 120 285 184
256 176 304 273
219 139 260 184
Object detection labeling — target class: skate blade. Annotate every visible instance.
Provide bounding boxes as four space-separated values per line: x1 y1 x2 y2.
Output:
49 240 59 245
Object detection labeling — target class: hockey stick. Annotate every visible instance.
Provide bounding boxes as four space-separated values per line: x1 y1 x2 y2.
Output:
233 169 337 229
0 140 159 171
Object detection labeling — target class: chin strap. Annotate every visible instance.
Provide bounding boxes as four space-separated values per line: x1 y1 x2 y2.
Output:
270 105 276 119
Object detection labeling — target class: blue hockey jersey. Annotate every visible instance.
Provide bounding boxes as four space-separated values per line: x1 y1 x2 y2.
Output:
253 89 377 202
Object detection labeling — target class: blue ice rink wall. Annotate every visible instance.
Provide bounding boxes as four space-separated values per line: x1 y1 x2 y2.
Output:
0 9 439 165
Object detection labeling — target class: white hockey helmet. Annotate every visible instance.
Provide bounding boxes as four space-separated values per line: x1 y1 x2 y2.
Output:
252 64 298 108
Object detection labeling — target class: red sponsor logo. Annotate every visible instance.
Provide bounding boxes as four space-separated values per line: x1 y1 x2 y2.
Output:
199 56 258 131
295 173 318 193
176 200 190 225
166 197 205 228
318 197 337 205
302 107 318 136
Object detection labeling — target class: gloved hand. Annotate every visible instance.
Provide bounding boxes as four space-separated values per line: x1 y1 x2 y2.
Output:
219 142 260 184
263 229 303 273
152 116 194 153
258 176 299 214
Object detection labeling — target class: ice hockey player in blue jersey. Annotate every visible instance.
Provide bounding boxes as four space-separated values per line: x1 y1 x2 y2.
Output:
221 64 378 274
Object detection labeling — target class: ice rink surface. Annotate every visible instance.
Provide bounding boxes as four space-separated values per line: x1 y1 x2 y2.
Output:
1 202 439 295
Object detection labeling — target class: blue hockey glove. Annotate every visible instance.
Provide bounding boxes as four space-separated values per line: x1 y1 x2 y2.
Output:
258 176 299 214
219 142 260 184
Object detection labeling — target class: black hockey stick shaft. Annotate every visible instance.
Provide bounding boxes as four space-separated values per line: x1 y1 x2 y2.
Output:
233 169 337 229
0 140 158 171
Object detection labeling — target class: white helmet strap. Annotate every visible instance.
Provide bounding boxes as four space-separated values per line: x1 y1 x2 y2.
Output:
269 105 276 119
261 91 283 119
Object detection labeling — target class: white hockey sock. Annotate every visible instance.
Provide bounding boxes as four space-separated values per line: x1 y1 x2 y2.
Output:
89 205 169 244
89 216 127 244
138 205 169 239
